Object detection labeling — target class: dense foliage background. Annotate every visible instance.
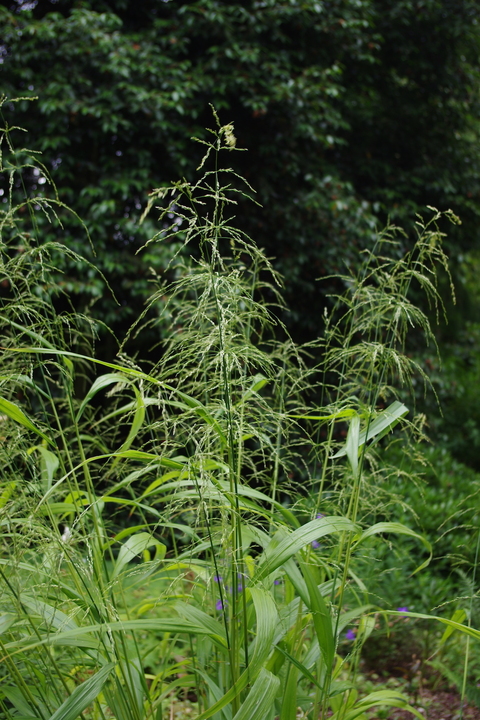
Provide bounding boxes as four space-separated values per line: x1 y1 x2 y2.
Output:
2 0 480 462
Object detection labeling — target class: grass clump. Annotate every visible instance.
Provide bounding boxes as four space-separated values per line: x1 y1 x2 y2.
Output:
0 101 478 720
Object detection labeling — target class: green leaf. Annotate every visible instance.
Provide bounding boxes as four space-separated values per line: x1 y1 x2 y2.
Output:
28 446 59 491
75 373 128 422
439 608 467 644
19 597 79 632
345 415 360 477
248 586 278 674
353 522 432 574
112 532 166 579
335 689 424 720
0 397 51 444
2 686 42 718
0 481 16 509
301 559 335 676
237 373 269 404
8 618 220 648
175 602 228 648
0 613 16 634
231 668 279 720
273 644 322 691
49 663 115 720
111 385 146 466
255 516 356 581
279 661 299 720
333 401 408 459
191 587 278 720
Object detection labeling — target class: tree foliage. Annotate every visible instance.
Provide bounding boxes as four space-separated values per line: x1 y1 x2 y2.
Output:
1 0 479 347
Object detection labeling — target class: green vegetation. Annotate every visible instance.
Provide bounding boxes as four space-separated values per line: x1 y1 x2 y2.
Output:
1 0 480 349
1 99 480 720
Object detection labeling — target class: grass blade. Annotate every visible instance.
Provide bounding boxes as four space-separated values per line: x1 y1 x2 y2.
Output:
49 662 115 720
231 668 279 720
0 397 51 444
255 517 356 581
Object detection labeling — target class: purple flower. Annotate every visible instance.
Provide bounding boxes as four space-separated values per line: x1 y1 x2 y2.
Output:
396 607 408 613
215 599 224 611
274 579 281 586
316 513 325 519
237 584 244 592
213 575 223 583
311 540 321 549
345 629 356 640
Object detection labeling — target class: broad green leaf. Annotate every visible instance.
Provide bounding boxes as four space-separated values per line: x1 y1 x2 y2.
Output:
114 450 185 469
9 347 224 444
193 671 233 720
353 522 432 574
140 470 181 499
273 580 336 647
192 587 279 720
112 532 166 578
333 401 408 459
170 391 228 445
75 373 128 422
248 586 278 674
175 602 228 648
49 662 115 720
255 516 356 581
282 557 309 605
289 408 357 421
301 559 334 676
216 479 288 517
231 669 280 720
335 605 373 637
0 397 51 444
